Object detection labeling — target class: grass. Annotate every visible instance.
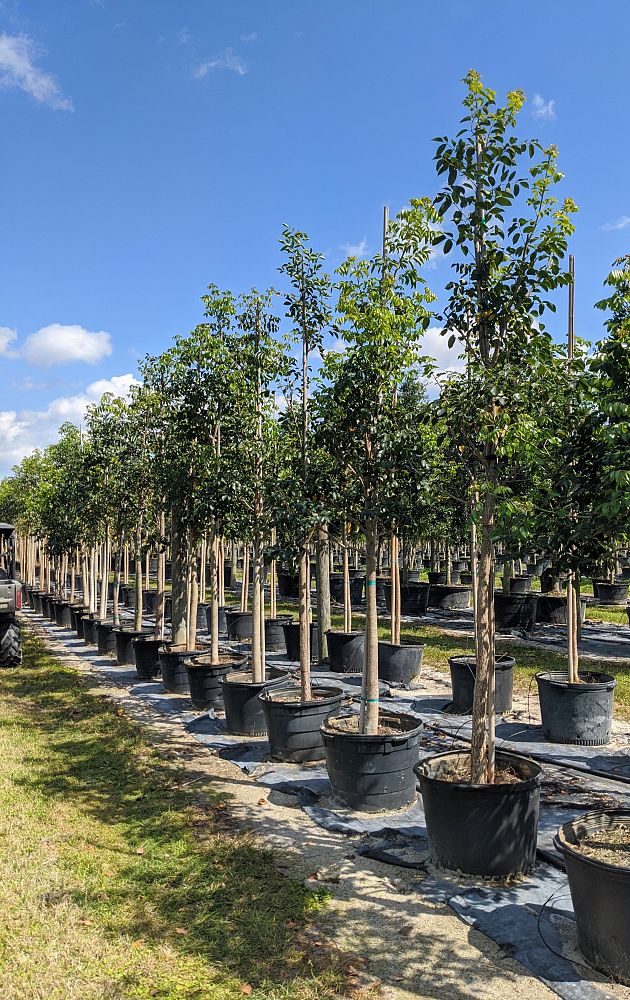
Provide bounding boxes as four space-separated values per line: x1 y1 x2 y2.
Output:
0 630 356 1000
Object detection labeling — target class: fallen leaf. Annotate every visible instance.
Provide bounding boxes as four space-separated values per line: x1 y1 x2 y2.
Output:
175 927 188 935
398 924 414 938
240 985 252 995
136 847 145 855
132 939 144 948
257 798 267 806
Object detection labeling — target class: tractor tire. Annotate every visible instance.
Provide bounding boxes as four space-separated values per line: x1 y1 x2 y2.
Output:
0 617 22 668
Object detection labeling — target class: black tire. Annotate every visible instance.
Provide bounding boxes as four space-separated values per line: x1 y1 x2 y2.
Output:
0 617 22 668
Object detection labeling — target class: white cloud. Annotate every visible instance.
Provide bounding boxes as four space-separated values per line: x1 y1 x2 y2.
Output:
177 27 191 46
601 215 630 232
21 324 112 367
194 47 247 78
0 373 139 475
0 33 73 111
423 326 466 375
0 326 17 357
340 238 368 257
241 32 258 42
532 93 556 122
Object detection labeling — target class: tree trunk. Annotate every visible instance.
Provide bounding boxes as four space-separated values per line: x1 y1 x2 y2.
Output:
99 533 109 621
251 532 264 682
170 509 188 647
470 483 496 784
240 545 249 612
299 542 312 700
342 522 352 633
187 537 198 652
316 524 331 663
209 521 220 662
360 518 379 735
134 526 143 632
113 534 124 626
155 511 166 641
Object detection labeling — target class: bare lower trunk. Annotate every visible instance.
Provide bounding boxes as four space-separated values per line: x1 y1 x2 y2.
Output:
299 542 312 700
155 511 166 641
251 533 264 682
342 522 352 632
470 487 496 784
316 524 331 663
209 522 220 662
240 546 249 612
360 518 379 735
113 534 124 626
187 538 198 652
171 509 188 647
390 532 401 646
99 533 109 621
134 527 143 632
218 539 225 607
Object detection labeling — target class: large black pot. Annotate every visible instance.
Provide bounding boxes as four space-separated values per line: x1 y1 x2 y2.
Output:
494 592 539 631
265 616 293 653
115 628 146 665
282 620 319 662
509 575 532 595
221 669 289 736
223 562 233 590
535 671 616 745
204 604 228 636
82 614 98 645
427 571 447 586
416 750 542 876
326 630 365 673
536 595 587 625
95 620 118 655
159 646 203 694
555 810 630 985
377 642 424 687
260 684 344 762
594 580 629 605
195 602 210 633
427 584 471 611
53 600 72 627
143 589 157 613
41 594 55 620
133 637 162 679
321 710 423 812
225 609 253 641
448 655 515 715
32 591 44 614
185 652 247 711
277 572 299 599
540 569 567 593
71 605 88 637
383 582 429 617
329 574 345 603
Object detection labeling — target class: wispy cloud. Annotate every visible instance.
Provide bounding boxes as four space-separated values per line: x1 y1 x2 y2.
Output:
177 27 191 46
194 47 247 78
0 33 73 111
601 215 630 232
0 326 18 357
340 238 368 257
241 32 258 42
532 93 556 122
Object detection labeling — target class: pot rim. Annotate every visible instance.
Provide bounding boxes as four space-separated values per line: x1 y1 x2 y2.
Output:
448 654 515 669
320 709 423 743
535 669 617 691
221 669 289 688
415 749 542 791
184 654 246 671
259 683 344 706
554 809 630 875
378 639 426 652
325 629 365 638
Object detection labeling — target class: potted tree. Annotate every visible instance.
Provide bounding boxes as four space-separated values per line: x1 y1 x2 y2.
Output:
415 71 576 875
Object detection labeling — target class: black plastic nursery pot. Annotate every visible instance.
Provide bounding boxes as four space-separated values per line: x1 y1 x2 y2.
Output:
260 684 344 763
509 575 532 595
555 810 630 985
132 636 163 679
265 616 293 653
383 582 429 617
54 600 72 627
593 579 629 606
282 620 319 663
540 569 567 593
326 630 365 673
41 594 54 619
185 652 247 711
114 628 146 665
32 591 43 614
427 571 447 586
427 584 472 611
535 671 616 746
460 571 473 586
415 750 542 877
205 604 228 636
95 620 118 655
71 605 88 636
377 641 424 687
81 614 98 645
277 572 300 599
536 595 587 625
225 609 253 641
143 589 157 613
321 710 423 812
159 646 203 694
448 655 515 715
329 574 344 603
221 669 290 736
494 592 539 631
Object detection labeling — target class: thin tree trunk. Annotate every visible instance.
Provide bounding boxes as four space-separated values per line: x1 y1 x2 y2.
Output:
113 533 124 626
470 483 496 784
134 526 143 632
251 533 264 682
155 510 166 641
170 509 188 647
299 542 312 699
316 524 331 663
360 518 380 735
187 538 198 652
342 522 352 632
209 521 220 662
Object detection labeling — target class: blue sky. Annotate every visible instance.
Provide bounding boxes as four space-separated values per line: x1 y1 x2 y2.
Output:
0 0 629 474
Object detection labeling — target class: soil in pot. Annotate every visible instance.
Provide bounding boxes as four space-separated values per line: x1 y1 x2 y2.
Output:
448 655 515 715
282 620 319 663
225 609 253 641
427 584 471 611
132 637 163 679
416 750 541 877
555 810 630 985
321 710 422 812
185 652 247 711
494 592 539 631
221 669 289 736
326 630 365 673
260 684 344 763
536 671 616 745
377 641 424 687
